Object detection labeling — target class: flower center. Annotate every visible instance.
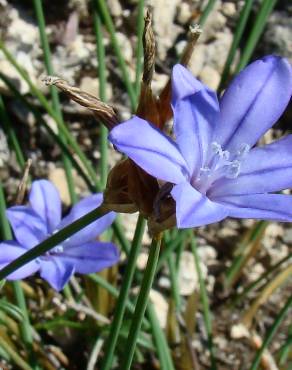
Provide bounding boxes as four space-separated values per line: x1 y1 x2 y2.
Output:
193 141 250 193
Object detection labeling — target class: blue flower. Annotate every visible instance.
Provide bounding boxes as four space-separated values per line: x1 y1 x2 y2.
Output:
0 180 119 290
109 55 292 228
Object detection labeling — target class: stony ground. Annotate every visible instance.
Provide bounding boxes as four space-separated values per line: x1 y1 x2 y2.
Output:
0 1 291 369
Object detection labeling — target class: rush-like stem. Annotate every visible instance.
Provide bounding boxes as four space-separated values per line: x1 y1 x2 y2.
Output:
120 234 162 370
101 215 146 370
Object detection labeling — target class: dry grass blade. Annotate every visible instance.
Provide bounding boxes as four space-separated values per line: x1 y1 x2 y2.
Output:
242 264 292 328
42 76 119 129
142 8 155 86
15 159 32 205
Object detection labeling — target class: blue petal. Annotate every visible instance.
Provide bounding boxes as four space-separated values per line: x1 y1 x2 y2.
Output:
39 257 75 291
209 135 292 198
109 116 190 184
0 241 40 280
217 194 292 222
171 182 229 228
6 206 47 248
29 180 61 233
173 90 219 177
58 194 116 247
171 64 206 105
215 55 292 153
59 242 119 274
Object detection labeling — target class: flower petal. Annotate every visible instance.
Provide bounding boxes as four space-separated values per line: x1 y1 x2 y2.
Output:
39 257 75 291
0 241 40 280
6 206 47 248
58 194 116 247
59 242 119 274
171 64 206 105
29 180 61 233
173 90 219 177
217 194 292 222
109 116 190 183
171 182 229 228
215 55 292 152
209 135 292 198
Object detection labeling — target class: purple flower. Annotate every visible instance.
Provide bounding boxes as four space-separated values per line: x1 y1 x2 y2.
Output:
0 180 119 290
109 56 292 228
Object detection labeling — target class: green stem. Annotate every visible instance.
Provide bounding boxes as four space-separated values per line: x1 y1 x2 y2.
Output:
0 205 108 280
146 303 175 370
168 254 181 309
120 234 162 370
235 0 278 72
95 0 137 110
101 215 146 370
199 0 217 26
250 294 292 370
33 0 77 204
135 0 145 96
218 0 254 91
190 230 217 370
92 6 108 188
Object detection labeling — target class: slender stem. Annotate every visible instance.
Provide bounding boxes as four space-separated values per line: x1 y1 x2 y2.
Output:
199 0 217 26
190 230 217 370
218 0 254 91
120 234 162 370
0 205 108 280
146 303 175 370
235 0 278 72
33 0 77 204
0 184 33 350
249 294 292 370
168 254 181 309
135 0 145 96
95 0 137 110
101 215 146 370
88 273 150 329
92 6 108 188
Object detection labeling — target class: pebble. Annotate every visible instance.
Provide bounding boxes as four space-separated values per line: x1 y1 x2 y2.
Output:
221 2 237 17
176 2 191 25
199 65 220 90
178 251 207 296
149 289 168 328
150 0 181 59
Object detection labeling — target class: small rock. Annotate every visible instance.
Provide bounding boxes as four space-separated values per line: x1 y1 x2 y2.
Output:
150 0 182 59
176 2 191 25
136 252 149 270
48 167 71 205
151 73 168 94
200 6 227 42
222 2 236 17
116 32 133 63
197 245 217 265
199 65 220 90
0 128 9 167
283 228 292 244
107 0 122 17
149 290 168 328
178 251 207 296
230 323 250 339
